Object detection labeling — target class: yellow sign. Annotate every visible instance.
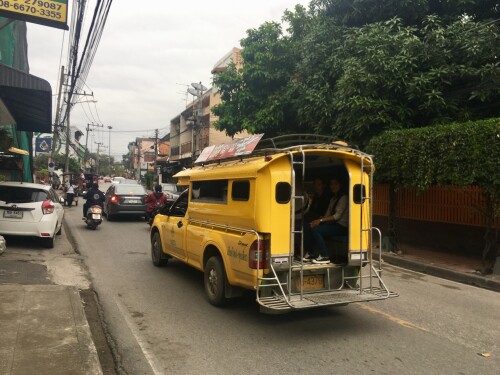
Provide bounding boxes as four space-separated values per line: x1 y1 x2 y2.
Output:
0 0 68 30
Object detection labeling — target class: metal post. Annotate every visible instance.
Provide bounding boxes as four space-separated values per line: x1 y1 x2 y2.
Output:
64 104 71 184
108 126 112 174
154 129 158 182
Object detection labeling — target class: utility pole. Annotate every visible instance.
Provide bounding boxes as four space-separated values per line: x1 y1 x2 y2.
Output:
107 125 113 174
63 102 71 184
154 129 158 183
136 141 141 180
50 66 65 164
95 142 104 176
83 123 103 170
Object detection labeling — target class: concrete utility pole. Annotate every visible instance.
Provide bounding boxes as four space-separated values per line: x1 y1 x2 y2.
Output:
154 129 158 182
50 66 65 165
95 142 104 176
107 126 113 174
84 123 103 170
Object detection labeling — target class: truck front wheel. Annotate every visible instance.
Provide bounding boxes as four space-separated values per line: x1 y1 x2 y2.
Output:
151 232 168 267
204 256 227 306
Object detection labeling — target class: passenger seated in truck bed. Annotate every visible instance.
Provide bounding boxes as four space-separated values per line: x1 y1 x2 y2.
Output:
308 178 348 264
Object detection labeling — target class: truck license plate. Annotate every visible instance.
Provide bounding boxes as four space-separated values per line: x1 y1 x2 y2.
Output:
3 210 23 219
296 275 325 291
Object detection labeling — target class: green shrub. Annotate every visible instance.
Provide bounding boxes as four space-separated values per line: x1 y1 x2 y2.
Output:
366 118 500 196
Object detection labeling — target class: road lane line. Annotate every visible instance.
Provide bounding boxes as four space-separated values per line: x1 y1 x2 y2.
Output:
115 298 164 375
356 304 429 332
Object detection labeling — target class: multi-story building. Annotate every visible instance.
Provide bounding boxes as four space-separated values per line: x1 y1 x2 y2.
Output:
169 48 247 169
130 137 169 179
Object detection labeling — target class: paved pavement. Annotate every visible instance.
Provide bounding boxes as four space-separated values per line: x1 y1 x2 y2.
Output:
0 284 102 375
380 245 500 293
0 213 102 375
0 209 498 373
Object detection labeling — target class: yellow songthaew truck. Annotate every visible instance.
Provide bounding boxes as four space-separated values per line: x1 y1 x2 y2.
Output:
150 135 396 313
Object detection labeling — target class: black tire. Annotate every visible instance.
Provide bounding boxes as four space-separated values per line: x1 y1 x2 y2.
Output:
106 211 114 221
204 256 227 306
151 232 168 267
56 224 62 235
43 234 55 249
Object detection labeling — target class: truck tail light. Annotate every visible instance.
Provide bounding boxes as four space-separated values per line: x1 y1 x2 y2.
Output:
249 238 270 270
42 200 54 215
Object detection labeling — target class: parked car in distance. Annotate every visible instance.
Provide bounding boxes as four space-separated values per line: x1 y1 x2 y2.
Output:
0 181 64 248
103 176 112 183
161 183 185 201
104 183 147 220
112 177 125 184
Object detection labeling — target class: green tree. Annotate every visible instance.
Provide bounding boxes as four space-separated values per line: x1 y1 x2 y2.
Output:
213 3 500 145
34 154 80 174
213 21 307 136
310 0 499 27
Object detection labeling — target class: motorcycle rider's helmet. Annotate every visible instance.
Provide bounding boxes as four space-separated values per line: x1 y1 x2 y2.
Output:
154 185 162 193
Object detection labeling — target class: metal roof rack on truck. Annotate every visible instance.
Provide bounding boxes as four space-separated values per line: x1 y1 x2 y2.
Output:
194 134 362 167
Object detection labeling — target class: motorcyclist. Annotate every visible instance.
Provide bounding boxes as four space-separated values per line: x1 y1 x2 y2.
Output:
145 185 167 222
83 182 105 219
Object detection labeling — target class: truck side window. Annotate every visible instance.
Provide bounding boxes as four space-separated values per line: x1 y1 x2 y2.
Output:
191 180 228 203
275 182 291 204
353 184 366 204
232 180 250 201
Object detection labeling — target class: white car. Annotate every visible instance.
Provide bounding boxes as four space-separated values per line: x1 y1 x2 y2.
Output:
0 181 64 248
111 177 125 184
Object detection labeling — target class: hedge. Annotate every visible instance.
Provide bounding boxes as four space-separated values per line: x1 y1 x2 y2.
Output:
365 118 500 196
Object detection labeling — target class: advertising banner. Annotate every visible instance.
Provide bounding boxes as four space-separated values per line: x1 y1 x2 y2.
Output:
0 0 69 30
195 134 264 164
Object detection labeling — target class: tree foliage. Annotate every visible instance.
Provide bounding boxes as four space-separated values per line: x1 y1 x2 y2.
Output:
212 0 500 145
34 154 80 174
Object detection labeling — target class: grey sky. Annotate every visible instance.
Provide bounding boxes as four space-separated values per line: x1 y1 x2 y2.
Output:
26 0 310 160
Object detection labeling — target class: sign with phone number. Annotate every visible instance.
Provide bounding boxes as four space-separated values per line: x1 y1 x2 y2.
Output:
0 0 68 30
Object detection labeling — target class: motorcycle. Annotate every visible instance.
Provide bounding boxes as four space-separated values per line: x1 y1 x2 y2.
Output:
146 206 161 227
84 205 103 230
146 201 172 227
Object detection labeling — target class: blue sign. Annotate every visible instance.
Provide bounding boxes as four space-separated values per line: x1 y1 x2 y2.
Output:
35 137 52 153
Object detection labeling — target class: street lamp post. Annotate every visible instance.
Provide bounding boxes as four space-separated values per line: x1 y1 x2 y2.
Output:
108 126 112 174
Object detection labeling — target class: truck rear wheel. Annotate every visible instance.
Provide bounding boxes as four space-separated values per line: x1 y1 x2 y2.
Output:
204 256 227 306
151 232 168 267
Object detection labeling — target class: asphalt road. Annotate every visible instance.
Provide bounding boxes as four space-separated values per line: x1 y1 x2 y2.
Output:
66 186 500 375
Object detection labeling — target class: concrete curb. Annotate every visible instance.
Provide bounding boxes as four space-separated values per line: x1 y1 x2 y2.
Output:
68 286 104 375
382 253 500 293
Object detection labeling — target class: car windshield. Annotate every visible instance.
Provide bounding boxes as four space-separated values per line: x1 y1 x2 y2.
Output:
115 185 145 195
0 186 49 203
119 179 138 184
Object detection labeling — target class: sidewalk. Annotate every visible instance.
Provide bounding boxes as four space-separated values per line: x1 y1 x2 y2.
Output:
0 219 103 375
379 244 500 293
0 284 102 375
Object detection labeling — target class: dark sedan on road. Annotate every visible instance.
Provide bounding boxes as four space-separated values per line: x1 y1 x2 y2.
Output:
104 184 147 220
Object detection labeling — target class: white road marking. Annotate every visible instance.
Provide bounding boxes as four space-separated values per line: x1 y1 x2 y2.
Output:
114 298 164 375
